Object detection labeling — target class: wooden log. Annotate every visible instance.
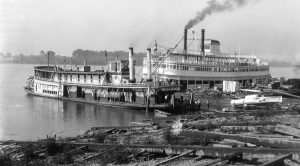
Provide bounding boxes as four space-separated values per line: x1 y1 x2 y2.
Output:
193 155 204 161
201 151 242 166
189 121 278 130
209 160 229 166
91 125 150 130
241 133 294 140
220 125 276 132
6 144 30 155
284 159 300 166
221 139 246 146
83 150 108 161
33 149 46 155
121 149 146 162
153 150 196 166
280 115 300 127
189 130 300 149
102 129 114 134
1 141 300 155
275 124 300 138
271 90 300 99
198 158 222 166
261 153 292 166
64 145 87 155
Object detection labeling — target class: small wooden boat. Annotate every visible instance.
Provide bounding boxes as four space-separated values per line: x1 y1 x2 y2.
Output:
231 94 282 108
154 110 171 117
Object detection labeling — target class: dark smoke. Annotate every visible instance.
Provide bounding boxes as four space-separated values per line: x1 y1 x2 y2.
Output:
185 0 257 30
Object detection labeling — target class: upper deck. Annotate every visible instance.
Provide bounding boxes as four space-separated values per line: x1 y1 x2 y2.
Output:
33 65 181 90
143 38 269 74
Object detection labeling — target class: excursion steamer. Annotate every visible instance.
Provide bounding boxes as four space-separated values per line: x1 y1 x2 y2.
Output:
142 29 271 90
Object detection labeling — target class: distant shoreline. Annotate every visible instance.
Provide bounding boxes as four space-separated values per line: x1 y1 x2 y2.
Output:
0 62 297 68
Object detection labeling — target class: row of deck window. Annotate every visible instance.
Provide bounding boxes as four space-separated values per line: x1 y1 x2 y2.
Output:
38 83 57 90
146 55 264 66
56 74 103 83
156 64 269 72
43 90 57 94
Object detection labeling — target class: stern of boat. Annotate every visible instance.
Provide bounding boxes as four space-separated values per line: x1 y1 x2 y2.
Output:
24 76 34 94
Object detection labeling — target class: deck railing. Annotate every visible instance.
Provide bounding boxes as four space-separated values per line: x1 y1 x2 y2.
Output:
34 76 149 87
34 76 181 89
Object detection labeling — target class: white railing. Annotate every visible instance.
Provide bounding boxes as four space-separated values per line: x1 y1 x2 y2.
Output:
34 76 150 87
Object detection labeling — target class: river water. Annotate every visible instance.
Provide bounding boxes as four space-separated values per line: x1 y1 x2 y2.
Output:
0 64 152 140
0 64 299 140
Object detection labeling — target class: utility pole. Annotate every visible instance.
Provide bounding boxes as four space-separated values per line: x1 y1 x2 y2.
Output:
70 57 72 70
47 51 49 67
105 50 107 65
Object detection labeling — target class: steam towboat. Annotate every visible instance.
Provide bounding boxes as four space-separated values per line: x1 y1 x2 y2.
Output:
142 29 271 90
24 48 184 111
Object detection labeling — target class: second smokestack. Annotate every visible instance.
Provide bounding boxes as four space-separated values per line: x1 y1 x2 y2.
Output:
184 29 187 52
201 29 205 54
146 48 152 81
129 47 135 82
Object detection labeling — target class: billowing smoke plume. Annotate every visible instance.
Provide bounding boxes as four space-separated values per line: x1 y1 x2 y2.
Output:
185 0 257 30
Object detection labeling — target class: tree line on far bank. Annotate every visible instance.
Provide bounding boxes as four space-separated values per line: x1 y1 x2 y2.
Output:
0 49 146 66
0 49 295 67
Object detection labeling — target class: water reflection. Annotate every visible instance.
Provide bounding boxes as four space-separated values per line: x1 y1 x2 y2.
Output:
3 94 151 140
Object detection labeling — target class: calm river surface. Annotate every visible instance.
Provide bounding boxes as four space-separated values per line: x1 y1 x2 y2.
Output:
0 64 299 140
0 64 152 140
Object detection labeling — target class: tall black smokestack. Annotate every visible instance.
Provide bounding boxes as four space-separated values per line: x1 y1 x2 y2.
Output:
201 29 205 54
183 29 187 52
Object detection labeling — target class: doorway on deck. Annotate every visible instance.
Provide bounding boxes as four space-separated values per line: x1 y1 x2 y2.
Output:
77 87 82 98
63 85 68 97
209 81 214 88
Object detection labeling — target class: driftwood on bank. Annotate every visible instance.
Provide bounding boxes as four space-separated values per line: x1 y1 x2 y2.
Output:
261 153 292 166
153 150 196 166
275 124 300 138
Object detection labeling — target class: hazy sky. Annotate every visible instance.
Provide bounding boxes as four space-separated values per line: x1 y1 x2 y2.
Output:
0 0 300 62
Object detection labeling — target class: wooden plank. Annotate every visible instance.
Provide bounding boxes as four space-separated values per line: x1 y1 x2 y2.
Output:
153 150 196 166
275 124 300 138
261 153 292 166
